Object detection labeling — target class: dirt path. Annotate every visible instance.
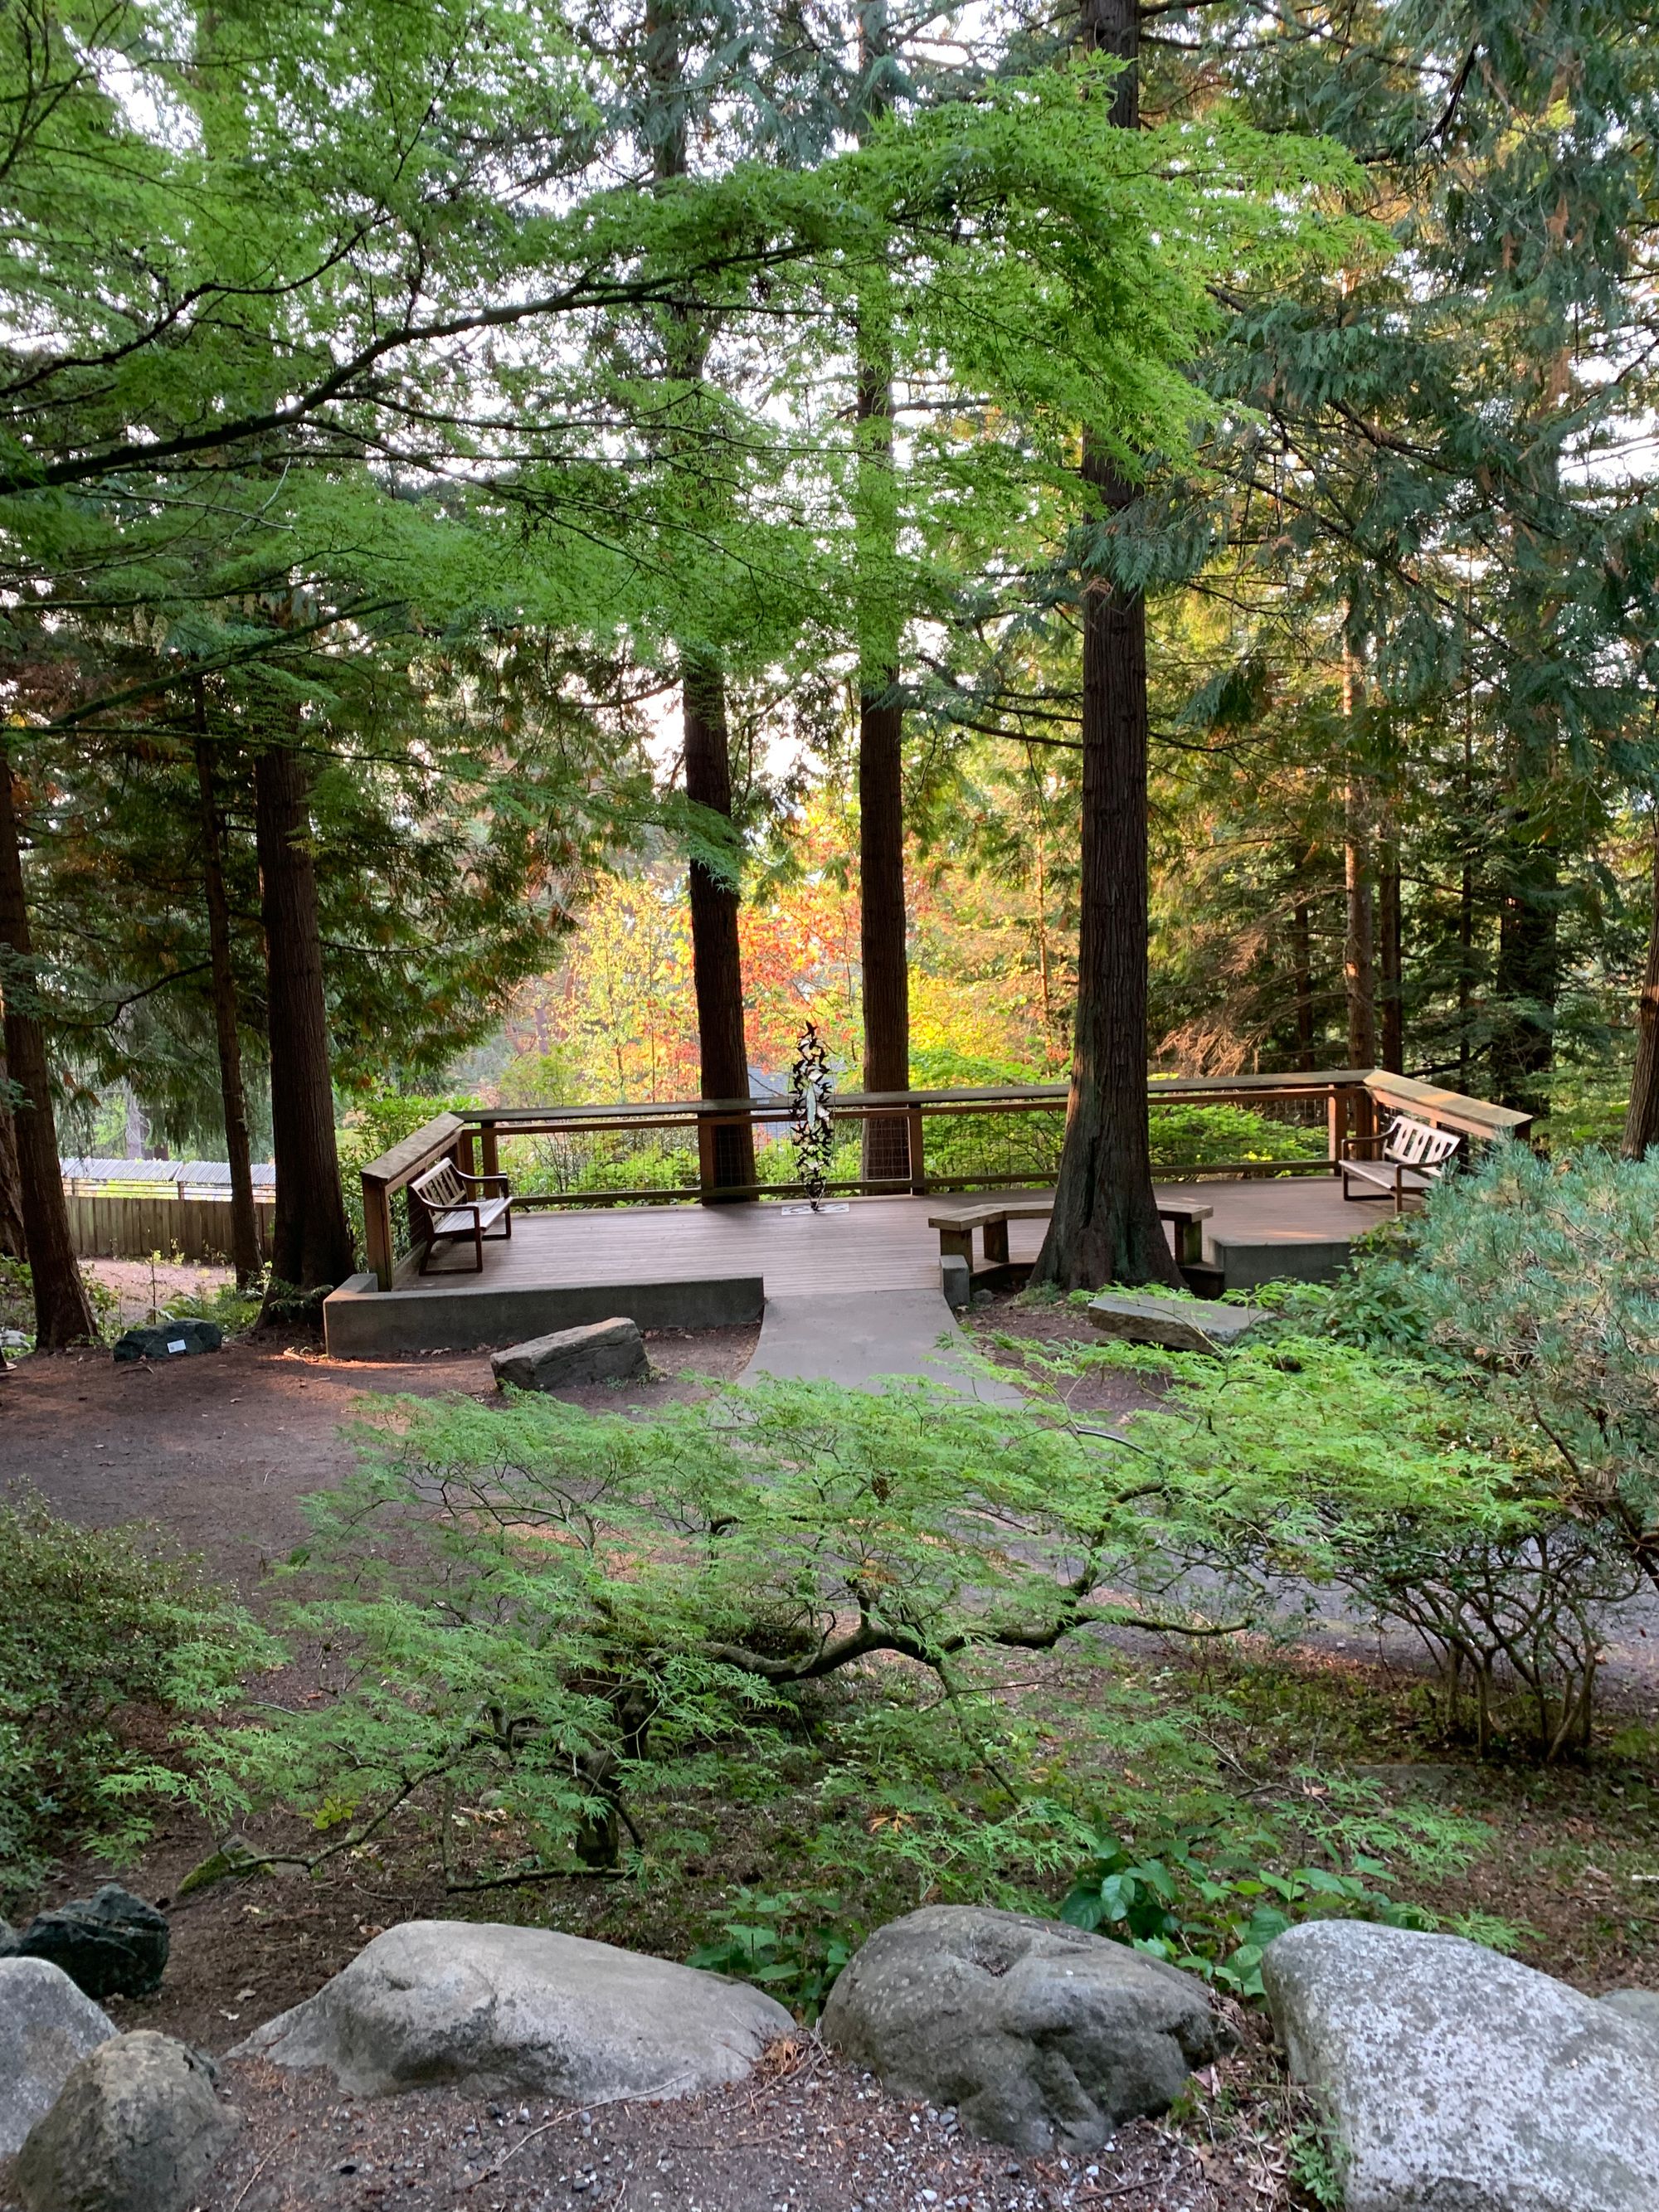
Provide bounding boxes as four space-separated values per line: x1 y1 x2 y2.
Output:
0 1325 760 1585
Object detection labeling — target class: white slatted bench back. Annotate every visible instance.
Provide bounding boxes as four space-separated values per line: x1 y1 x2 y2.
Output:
1384 1116 1461 1174
411 1160 469 1212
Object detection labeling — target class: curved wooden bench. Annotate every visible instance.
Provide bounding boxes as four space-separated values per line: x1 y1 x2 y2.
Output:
928 1194 1213 1280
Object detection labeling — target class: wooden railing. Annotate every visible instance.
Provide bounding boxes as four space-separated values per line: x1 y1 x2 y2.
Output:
356 1070 1534 1291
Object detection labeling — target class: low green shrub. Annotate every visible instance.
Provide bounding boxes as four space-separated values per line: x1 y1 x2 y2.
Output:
203 1378 1200 1883
0 1256 119 1348
1146 1101 1326 1169
0 1501 263 1898
1059 1825 1439 1997
1026 1327 1635 1757
686 1888 854 2014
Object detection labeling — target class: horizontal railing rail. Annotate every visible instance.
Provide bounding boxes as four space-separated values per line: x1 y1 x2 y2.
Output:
355 1070 1533 1291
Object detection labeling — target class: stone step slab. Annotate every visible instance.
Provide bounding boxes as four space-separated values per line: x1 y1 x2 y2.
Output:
490 1316 648 1392
1086 1290 1267 1353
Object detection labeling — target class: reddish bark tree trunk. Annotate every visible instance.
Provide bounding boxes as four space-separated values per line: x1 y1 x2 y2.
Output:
684 660 756 1197
0 741 95 1344
193 698 262 1287
1031 0 1178 1292
1379 829 1404 1073
854 4 912 1184
1291 891 1316 1072
254 742 353 1304
1623 817 1659 1159
859 625 911 1185
0 1041 25 1259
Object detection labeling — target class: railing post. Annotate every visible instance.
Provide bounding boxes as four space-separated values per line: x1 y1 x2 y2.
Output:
907 1103 927 1195
479 1120 499 1179
1327 1085 1344 1171
363 1175 394 1291
456 1128 476 1177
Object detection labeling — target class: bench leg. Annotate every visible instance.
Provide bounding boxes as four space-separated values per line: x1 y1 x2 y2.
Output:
938 1228 973 1267
474 1216 484 1271
983 1219 1010 1266
1175 1218 1204 1271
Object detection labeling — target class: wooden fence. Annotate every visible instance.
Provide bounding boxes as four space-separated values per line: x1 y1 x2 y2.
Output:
65 1194 276 1264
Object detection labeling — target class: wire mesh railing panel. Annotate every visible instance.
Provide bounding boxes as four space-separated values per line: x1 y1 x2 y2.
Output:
495 1126 702 1203
921 1106 1068 1188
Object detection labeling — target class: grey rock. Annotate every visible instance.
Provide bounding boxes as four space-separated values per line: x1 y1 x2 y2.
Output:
13 2031 237 2212
1086 1291 1266 1353
491 1317 647 1393
1262 1920 1659 2211
1601 1987 1659 2048
234 1919 793 2101
818 1905 1230 2153
1 1886 169 2001
0 1960 116 2156
110 1319 221 1363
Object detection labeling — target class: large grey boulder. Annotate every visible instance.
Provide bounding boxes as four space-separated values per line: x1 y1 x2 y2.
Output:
233 1919 792 2101
13 2032 237 2212
1262 1920 1659 2212
491 1317 647 1393
0 1961 116 2156
1 1885 169 2001
819 1905 1230 2152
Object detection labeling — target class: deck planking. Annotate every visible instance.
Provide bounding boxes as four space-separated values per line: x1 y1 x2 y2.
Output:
402 1179 1370 1299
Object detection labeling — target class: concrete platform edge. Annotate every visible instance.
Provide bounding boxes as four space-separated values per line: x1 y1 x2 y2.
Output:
324 1272 765 1358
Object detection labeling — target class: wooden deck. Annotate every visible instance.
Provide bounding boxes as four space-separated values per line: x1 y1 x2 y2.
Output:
323 1179 1378 1356
408 1180 1365 1295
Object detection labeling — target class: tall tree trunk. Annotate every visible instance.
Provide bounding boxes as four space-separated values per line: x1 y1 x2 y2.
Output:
856 356 910 1147
0 741 95 1345
1491 402 1564 1118
193 693 262 1287
1623 816 1659 1159
1290 890 1316 1072
254 742 353 1306
1379 819 1404 1073
0 1043 25 1259
1344 793 1377 1067
1492 827 1557 1116
684 659 756 1195
1033 0 1178 1292
646 0 754 1194
855 2 911 1184
1342 652 1377 1068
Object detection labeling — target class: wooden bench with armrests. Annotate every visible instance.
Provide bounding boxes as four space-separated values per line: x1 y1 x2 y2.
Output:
928 1194 1213 1284
409 1158 514 1273
1340 1114 1460 1215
